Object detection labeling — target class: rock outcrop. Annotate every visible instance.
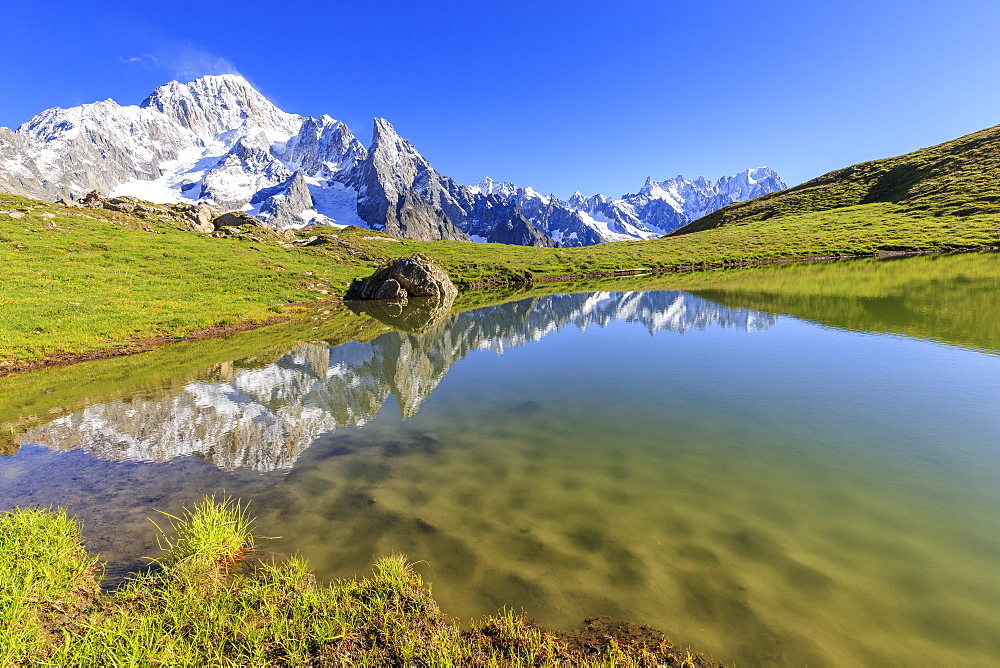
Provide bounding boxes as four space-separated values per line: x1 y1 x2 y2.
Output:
346 256 459 305
347 119 470 242
51 190 299 242
211 210 295 242
57 189 225 232
172 202 217 233
211 210 268 230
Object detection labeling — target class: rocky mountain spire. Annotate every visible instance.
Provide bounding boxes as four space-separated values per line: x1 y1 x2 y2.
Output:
255 172 315 227
348 119 469 241
281 115 367 177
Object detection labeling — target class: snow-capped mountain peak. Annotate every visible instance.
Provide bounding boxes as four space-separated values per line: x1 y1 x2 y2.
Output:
0 74 785 245
140 74 299 143
473 176 519 201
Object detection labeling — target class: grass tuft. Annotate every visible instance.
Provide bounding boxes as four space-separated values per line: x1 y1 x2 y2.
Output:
0 499 722 666
0 506 99 664
150 494 258 571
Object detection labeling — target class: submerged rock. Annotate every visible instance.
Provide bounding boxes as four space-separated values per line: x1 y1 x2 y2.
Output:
348 294 456 333
346 256 458 304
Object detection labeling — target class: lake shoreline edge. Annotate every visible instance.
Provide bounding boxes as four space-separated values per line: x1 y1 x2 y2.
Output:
3 244 995 379
2 498 725 666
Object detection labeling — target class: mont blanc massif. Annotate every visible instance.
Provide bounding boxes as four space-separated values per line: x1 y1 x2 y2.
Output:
0 74 785 247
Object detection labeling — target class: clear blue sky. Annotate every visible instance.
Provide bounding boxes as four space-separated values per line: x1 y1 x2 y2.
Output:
3 1 999 198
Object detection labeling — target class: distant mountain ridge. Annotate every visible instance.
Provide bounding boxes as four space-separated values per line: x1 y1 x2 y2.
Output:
473 168 783 245
0 74 785 246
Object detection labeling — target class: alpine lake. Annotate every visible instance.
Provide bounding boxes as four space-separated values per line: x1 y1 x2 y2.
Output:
2 251 997 666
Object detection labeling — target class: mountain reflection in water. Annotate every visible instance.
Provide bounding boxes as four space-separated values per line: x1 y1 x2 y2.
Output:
19 291 774 472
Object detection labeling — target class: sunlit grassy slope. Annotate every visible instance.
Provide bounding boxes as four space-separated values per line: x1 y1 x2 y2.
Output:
672 123 1000 235
3 119 998 370
0 194 376 363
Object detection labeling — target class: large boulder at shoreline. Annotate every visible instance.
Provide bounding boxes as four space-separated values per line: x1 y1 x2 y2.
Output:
346 256 458 304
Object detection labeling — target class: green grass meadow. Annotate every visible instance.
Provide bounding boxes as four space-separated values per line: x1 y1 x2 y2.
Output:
4 190 996 368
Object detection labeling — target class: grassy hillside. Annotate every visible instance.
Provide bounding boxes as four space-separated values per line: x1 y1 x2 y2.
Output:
673 124 1000 234
3 127 999 372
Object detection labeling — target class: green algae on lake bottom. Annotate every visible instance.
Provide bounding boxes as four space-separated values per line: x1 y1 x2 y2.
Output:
1 252 998 666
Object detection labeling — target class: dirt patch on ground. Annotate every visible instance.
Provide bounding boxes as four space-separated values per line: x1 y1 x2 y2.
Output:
553 616 723 666
459 614 723 666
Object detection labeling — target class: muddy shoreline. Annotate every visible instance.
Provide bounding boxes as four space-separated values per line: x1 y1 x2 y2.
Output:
3 245 995 378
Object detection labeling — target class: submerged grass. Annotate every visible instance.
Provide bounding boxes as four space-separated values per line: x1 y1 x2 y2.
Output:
0 497 719 666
